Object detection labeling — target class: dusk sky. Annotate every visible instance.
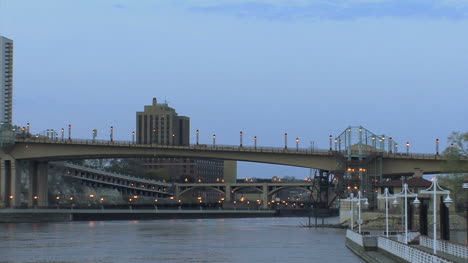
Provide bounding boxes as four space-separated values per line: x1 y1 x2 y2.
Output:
1 0 467 179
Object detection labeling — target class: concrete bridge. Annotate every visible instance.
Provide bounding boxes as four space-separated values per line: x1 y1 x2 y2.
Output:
0 136 464 208
175 182 315 209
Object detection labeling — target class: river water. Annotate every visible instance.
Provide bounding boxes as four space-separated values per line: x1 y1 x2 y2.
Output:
0 217 363 263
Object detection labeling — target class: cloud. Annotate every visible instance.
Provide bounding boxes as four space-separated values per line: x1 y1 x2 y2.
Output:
112 4 127 9
187 0 468 20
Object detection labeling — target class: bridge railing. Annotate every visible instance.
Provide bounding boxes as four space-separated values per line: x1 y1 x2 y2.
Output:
377 236 453 263
15 137 451 160
420 235 468 259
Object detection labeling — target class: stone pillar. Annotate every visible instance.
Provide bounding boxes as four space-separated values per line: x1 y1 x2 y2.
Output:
9 161 22 207
262 184 268 209
28 161 38 208
0 159 6 208
175 185 180 201
36 162 49 207
225 185 231 202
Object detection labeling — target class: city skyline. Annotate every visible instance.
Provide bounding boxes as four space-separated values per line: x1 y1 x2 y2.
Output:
0 0 467 179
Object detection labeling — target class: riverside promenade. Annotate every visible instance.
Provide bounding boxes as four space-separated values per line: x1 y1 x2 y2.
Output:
345 229 468 263
0 208 276 222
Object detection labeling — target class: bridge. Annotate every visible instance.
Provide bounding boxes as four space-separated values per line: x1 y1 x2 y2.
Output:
1 126 465 209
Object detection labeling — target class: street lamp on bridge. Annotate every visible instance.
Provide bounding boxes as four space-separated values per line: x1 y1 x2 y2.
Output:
329 135 333 151
284 133 288 149
68 124 72 141
61 128 64 141
132 131 135 144
213 134 216 147
196 129 199 145
110 126 114 143
240 131 243 148
295 138 299 152
254 136 257 150
436 138 440 155
406 142 410 155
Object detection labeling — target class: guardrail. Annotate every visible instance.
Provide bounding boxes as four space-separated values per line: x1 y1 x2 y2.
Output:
346 229 364 246
420 235 468 259
377 236 453 263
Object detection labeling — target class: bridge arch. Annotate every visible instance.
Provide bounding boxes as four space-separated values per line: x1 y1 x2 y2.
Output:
177 186 226 199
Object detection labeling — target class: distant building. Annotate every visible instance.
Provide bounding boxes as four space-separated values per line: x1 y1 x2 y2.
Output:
136 97 189 145
136 98 236 183
0 36 13 125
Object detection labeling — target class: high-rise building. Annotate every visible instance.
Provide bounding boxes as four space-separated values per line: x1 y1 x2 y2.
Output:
136 98 236 184
136 98 189 145
0 36 13 125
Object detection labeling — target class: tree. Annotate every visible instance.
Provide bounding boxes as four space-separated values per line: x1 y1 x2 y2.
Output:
439 131 468 211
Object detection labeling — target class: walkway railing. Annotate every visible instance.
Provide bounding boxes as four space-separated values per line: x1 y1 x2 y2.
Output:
377 236 453 263
397 231 420 243
346 229 363 246
420 235 468 259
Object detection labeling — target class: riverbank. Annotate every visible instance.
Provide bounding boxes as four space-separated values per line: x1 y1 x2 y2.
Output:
0 208 279 222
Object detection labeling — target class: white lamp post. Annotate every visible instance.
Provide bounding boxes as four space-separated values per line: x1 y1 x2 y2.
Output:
419 177 452 254
344 191 368 234
393 183 420 244
377 187 396 238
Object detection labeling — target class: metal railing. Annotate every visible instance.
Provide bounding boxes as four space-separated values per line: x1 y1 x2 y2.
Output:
377 236 453 263
346 229 364 246
420 235 468 259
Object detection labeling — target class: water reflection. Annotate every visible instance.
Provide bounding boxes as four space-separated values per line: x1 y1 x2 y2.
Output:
0 217 363 263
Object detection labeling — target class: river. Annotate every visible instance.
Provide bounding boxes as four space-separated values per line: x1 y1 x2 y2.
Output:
0 217 363 263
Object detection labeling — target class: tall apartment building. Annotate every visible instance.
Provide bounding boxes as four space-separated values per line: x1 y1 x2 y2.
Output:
0 36 13 125
136 97 189 145
136 98 236 184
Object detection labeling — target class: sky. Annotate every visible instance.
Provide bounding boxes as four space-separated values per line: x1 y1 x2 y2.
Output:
0 0 467 179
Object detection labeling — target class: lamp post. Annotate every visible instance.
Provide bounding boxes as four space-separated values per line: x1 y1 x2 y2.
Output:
419 177 452 254
68 124 72 141
254 136 257 150
436 138 440 155
329 135 333 151
110 126 114 143
343 192 368 233
240 131 243 148
26 123 30 135
132 131 135 144
355 191 369 234
295 138 299 152
61 128 64 141
213 134 216 147
284 133 288 149
393 183 420 244
196 130 199 145
92 129 97 143
377 187 396 238
406 142 410 155
388 137 393 153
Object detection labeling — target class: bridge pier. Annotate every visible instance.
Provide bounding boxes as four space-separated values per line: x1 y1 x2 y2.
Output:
0 157 22 208
262 184 268 209
225 185 231 202
28 161 48 208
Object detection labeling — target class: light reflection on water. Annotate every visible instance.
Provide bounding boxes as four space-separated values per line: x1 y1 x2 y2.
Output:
0 217 363 263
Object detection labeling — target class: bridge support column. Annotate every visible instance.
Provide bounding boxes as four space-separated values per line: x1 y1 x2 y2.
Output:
28 161 48 208
0 158 22 208
262 184 268 209
225 185 231 202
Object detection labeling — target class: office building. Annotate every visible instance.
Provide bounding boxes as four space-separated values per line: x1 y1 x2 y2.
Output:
0 36 13 125
136 98 236 183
